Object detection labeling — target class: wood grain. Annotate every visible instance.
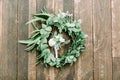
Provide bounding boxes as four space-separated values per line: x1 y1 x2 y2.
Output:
112 0 120 80
74 0 93 80
63 0 73 13
93 0 112 80
54 0 63 14
1 0 120 80
28 0 37 80
0 0 18 79
36 0 46 80
46 0 55 80
112 0 120 57
0 0 2 79
54 0 64 80
63 0 75 79
36 0 55 80
17 0 29 80
113 58 120 80
54 0 75 80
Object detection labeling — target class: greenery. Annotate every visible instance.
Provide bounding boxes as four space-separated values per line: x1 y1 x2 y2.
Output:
19 8 86 68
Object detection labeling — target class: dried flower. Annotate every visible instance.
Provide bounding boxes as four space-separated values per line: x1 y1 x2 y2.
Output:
48 38 56 47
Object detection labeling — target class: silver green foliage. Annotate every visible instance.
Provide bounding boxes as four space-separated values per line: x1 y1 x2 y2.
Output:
19 8 86 68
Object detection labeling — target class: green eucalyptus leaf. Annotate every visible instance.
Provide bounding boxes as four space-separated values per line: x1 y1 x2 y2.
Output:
45 27 52 32
31 22 38 30
42 49 50 54
36 54 42 60
40 29 47 34
40 43 48 50
33 13 51 19
26 17 46 24
31 32 40 39
41 7 47 13
42 24 47 28
25 43 36 51
36 45 41 51
31 30 40 34
41 38 47 43
19 39 33 44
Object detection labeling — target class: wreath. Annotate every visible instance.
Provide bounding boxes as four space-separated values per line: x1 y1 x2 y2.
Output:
19 8 86 68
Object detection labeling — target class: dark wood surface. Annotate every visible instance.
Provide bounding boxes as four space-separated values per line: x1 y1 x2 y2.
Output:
28 0 37 80
0 0 120 80
17 0 29 80
0 0 18 80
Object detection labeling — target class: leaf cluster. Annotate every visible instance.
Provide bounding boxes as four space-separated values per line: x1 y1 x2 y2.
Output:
19 8 86 68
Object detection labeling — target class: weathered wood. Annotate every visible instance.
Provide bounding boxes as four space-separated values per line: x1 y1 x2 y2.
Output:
59 0 75 80
2 0 120 79
53 0 75 80
0 0 18 79
36 0 46 12
63 0 73 13
46 0 55 80
74 0 93 80
0 0 2 79
36 0 55 80
112 0 120 80
46 0 55 13
17 0 29 80
113 58 120 80
54 0 64 80
112 0 120 57
93 0 112 80
36 0 46 80
54 0 63 14
28 0 37 80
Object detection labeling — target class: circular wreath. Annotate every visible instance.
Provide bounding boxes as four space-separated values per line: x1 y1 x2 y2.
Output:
19 8 86 68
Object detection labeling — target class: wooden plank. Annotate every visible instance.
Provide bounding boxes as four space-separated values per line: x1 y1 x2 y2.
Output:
54 0 75 80
28 0 37 80
36 0 46 80
17 0 29 80
36 0 56 80
36 0 46 12
46 0 54 13
112 0 120 80
113 58 120 80
36 0 55 80
0 0 18 79
63 0 75 79
93 0 112 80
54 0 63 14
63 0 73 13
54 0 64 80
46 1 55 80
74 0 93 80
54 0 76 80
112 0 120 57
0 0 2 79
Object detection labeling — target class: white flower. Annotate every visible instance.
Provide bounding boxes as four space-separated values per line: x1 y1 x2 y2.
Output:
66 23 75 27
48 38 56 47
55 34 65 43
60 37 65 42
